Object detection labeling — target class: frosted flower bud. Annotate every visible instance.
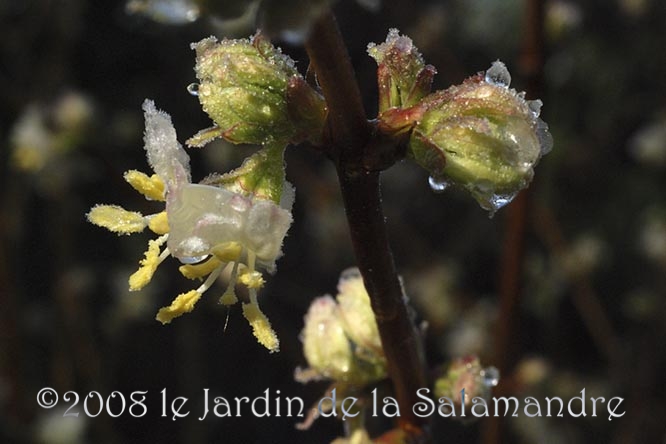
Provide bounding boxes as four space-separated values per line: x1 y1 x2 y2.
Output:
301 296 356 382
434 356 499 417
368 29 436 112
298 270 387 386
336 268 384 358
187 33 325 147
409 61 553 214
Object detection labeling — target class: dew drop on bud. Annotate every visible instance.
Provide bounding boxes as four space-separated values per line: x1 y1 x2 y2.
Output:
480 366 500 388
187 83 200 96
484 192 519 218
484 61 511 88
428 176 449 193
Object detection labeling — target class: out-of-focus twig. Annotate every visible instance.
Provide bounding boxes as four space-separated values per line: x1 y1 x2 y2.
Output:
483 0 545 442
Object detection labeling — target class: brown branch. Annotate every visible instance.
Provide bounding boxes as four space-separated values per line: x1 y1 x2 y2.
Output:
305 11 369 163
305 11 429 439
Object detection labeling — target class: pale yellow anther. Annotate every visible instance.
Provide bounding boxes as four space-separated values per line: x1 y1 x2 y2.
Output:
179 256 222 280
129 234 168 291
211 242 243 262
242 293 279 352
124 170 166 201
219 287 238 306
148 211 170 235
239 270 265 289
87 204 146 234
155 290 202 324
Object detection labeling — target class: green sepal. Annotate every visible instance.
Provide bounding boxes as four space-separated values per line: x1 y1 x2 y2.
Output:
202 142 287 204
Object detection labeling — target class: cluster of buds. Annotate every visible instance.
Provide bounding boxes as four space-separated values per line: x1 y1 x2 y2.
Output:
368 30 553 214
296 268 386 386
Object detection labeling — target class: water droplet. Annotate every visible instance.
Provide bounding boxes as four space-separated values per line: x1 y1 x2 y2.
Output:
125 0 200 25
428 176 449 193
484 61 511 88
179 254 208 264
489 192 517 211
480 366 500 387
536 118 554 155
480 191 520 218
187 83 199 96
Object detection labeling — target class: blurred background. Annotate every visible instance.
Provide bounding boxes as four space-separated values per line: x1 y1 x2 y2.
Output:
1 0 665 442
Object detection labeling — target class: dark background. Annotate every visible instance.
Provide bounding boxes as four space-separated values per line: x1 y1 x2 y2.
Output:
1 0 665 443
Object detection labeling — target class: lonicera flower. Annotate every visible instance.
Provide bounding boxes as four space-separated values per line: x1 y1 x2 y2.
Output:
88 99 292 352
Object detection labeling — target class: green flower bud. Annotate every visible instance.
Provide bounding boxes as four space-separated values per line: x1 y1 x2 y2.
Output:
336 268 384 359
368 29 436 113
299 269 387 386
301 296 357 382
409 61 553 214
187 33 325 147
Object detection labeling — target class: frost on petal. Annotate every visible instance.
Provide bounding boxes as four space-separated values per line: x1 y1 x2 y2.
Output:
166 184 292 270
142 99 191 187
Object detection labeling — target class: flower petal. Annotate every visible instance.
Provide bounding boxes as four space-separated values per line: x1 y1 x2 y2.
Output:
142 99 191 187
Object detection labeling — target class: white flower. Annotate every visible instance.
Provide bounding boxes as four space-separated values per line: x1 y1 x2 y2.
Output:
88 99 292 352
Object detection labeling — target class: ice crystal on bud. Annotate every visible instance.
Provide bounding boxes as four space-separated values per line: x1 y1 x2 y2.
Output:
87 99 292 352
484 60 511 87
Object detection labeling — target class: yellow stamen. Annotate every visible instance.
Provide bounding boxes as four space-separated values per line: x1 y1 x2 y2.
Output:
147 211 169 235
239 270 265 289
242 290 279 353
212 242 243 262
155 290 201 324
129 234 169 291
179 256 222 279
124 170 165 201
219 261 240 306
220 288 238 306
87 204 146 234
